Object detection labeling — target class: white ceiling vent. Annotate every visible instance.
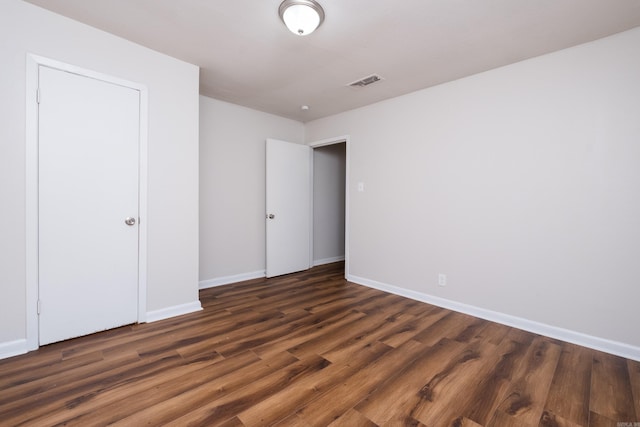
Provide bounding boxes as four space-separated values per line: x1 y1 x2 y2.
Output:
348 74 383 88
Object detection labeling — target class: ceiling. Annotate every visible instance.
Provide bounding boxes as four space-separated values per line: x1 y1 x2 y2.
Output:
23 0 640 122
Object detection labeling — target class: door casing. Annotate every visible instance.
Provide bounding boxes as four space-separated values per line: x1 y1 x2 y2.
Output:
25 54 149 352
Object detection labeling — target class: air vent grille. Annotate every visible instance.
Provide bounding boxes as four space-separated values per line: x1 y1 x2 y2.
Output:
349 74 383 87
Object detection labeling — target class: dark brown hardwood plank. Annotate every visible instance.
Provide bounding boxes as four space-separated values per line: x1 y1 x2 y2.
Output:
251 308 367 359
539 410 585 427
4 350 186 426
488 337 562 426
457 418 485 427
291 338 438 425
0 349 136 415
588 410 620 427
1 261 638 427
202 309 312 357
216 416 246 427
378 305 449 348
412 340 509 426
162 354 332 426
355 337 472 425
109 351 300 426
542 343 593 426
589 351 637 423
461 336 531 425
320 312 415 363
325 408 379 427
285 298 414 359
236 341 391 426
0 349 106 400
412 311 480 346
474 321 512 346
628 359 640 423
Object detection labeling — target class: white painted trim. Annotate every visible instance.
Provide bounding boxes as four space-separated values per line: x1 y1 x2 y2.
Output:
0 339 29 360
137 84 149 323
25 54 149 349
313 256 345 267
309 135 350 278
308 145 314 270
146 301 203 323
348 274 640 362
25 55 40 353
199 270 266 290
309 135 349 148
344 137 350 278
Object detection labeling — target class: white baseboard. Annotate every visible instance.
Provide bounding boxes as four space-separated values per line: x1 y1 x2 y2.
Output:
199 270 266 290
313 256 345 267
348 274 640 362
145 300 202 323
0 339 29 360
1 302 203 360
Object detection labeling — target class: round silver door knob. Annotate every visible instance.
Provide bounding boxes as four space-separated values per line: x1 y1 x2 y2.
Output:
124 217 136 226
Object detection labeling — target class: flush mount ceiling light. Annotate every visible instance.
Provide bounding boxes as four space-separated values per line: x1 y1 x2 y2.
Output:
279 0 325 36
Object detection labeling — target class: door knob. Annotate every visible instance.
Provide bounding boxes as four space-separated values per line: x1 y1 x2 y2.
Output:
267 214 275 219
124 217 136 226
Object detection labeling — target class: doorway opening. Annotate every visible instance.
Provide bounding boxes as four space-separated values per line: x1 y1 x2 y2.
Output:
310 136 349 278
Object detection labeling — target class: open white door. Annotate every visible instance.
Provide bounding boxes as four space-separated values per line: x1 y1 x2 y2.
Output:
38 65 140 345
266 139 312 278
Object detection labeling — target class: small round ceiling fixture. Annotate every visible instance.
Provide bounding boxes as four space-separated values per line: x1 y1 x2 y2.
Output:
279 0 325 36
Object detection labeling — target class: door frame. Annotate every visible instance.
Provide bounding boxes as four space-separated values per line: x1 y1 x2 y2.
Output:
309 135 350 278
25 54 149 352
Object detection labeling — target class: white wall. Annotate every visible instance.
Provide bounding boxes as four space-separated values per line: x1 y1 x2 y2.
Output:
305 28 640 355
199 96 304 285
0 0 200 356
313 143 346 265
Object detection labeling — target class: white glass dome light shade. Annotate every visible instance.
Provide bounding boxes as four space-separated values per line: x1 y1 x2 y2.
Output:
283 4 319 35
279 0 325 36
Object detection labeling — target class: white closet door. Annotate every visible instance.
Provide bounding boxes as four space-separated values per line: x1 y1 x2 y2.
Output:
38 65 140 345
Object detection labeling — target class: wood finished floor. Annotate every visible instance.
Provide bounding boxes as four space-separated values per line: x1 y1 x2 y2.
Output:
1 262 638 427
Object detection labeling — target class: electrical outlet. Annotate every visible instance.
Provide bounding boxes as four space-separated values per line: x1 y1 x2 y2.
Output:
438 274 447 287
